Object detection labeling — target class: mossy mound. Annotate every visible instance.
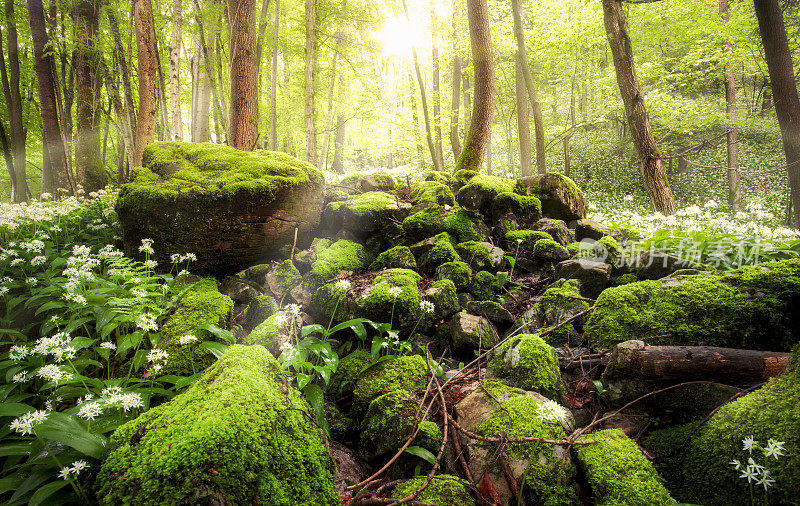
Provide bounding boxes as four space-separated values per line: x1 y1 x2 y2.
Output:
515 173 587 221
410 181 456 206
116 142 325 273
491 191 543 229
402 205 487 243
575 429 675 506
644 346 800 505
425 171 453 184
335 191 411 234
355 269 431 335
470 270 500 301
359 391 441 461
455 174 516 215
415 232 462 276
489 333 564 399
306 239 367 290
392 475 475 505
435 261 473 290
532 238 571 263
352 354 428 413
456 241 504 272
529 279 588 345
95 345 338 505
267 259 302 298
244 310 299 357
159 277 233 376
369 245 417 271
584 259 800 350
327 348 372 400
243 294 278 331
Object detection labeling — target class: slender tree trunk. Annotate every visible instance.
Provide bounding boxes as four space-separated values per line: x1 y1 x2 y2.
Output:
462 70 470 139
449 0 462 160
269 0 280 149
191 11 211 142
510 0 545 174
170 0 184 141
402 0 442 171
455 0 494 173
753 0 800 229
516 54 532 177
2 0 28 202
102 61 135 172
0 121 15 194
602 0 676 215
109 10 137 132
720 0 743 211
229 0 259 150
485 131 492 174
331 75 346 173
409 71 425 169
320 1 346 169
75 0 106 192
28 0 70 195
133 0 158 167
153 31 171 141
430 0 444 168
191 0 227 140
304 0 318 164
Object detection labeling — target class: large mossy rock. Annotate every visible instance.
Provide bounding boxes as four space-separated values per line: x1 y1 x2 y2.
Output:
644 346 800 505
584 259 800 350
324 191 411 235
514 174 586 221
116 142 325 273
488 333 564 399
455 174 516 215
391 475 475 505
95 345 339 505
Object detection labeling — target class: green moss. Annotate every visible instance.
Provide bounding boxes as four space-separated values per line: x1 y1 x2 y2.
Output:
244 311 286 350
360 391 441 460
456 174 516 213
421 232 462 275
392 475 475 505
425 171 453 184
244 294 278 330
566 242 581 256
610 273 639 287
452 169 478 189
435 261 473 291
324 402 355 442
574 429 675 506
461 174 514 194
506 229 552 247
160 278 233 376
477 385 578 505
370 245 417 271
95 345 338 505
428 279 461 317
455 241 491 267
492 192 543 225
274 259 302 294
585 259 800 349
352 354 428 413
402 205 486 243
410 181 456 206
358 269 430 335
532 238 570 260
341 172 365 188
343 191 394 216
644 346 800 505
470 271 500 301
489 333 564 399
306 239 367 289
327 348 372 400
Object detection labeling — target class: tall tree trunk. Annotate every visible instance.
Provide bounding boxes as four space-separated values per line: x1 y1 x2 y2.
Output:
75 0 106 192
269 0 280 149
304 0 318 164
108 9 137 132
602 0 676 215
331 75 346 173
409 71 425 169
449 0 462 161
510 0 545 174
720 0 743 212
462 70 470 139
753 0 800 228
320 1 346 169
455 0 494 174
133 0 158 167
102 61 135 173
191 12 211 142
2 0 28 202
170 0 184 141
402 0 442 171
229 0 259 150
191 0 227 141
153 30 171 141
516 54 532 177
28 0 70 196
430 0 444 168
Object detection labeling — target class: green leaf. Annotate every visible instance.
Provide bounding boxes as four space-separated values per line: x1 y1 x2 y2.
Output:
301 324 325 338
0 403 34 418
329 318 371 335
29 480 72 506
196 324 235 344
35 412 108 459
200 341 228 359
34 300 66 316
0 441 34 457
404 445 436 464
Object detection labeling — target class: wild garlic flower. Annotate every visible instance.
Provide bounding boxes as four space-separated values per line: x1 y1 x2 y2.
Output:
9 410 49 435
742 435 756 454
59 460 90 480
131 288 147 299
9 345 30 360
146 349 169 364
144 260 158 270
335 279 351 291
535 399 569 424
78 402 104 421
179 334 198 345
420 300 435 314
388 286 403 298
765 439 786 460
138 239 155 255
31 255 47 266
36 364 73 383
136 313 159 332
11 371 29 383
286 304 302 317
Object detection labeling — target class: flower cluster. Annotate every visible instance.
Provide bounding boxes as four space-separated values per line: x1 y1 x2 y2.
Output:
9 410 49 436
76 387 144 421
535 399 569 424
730 436 786 492
58 460 90 480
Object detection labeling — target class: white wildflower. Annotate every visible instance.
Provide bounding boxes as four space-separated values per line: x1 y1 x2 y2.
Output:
136 313 159 332
144 259 158 269
9 410 49 435
179 334 198 345
335 279 351 291
36 364 72 383
742 436 756 454
146 349 169 364
99 342 117 350
388 286 403 298
420 300 435 314
535 399 569 424
78 402 104 421
765 439 786 460
11 371 29 383
9 345 29 360
138 238 154 255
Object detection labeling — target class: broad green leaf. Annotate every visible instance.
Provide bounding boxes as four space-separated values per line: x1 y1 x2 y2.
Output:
404 445 436 464
200 341 228 359
34 412 108 459
29 480 72 506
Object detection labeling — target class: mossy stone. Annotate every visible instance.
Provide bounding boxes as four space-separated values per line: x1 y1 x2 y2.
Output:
402 205 487 243
95 345 338 505
356 269 430 335
352 354 428 413
418 232 462 275
491 191 543 229
456 174 516 215
327 348 372 400
489 333 564 399
425 171 453 184
369 245 417 271
244 294 278 331
435 261 473 291
410 181 456 206
392 475 475 505
359 391 441 461
470 270 500 301
514 173 587 221
306 239 367 290
532 238 571 263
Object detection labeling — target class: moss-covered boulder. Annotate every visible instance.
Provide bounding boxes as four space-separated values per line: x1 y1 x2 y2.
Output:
435 261 473 291
467 300 515 328
159 277 233 376
359 391 441 461
451 312 500 351
116 142 325 273
533 218 574 246
325 191 412 235
306 239 367 290
327 348 372 400
452 169 478 191
526 279 589 346
470 270 500 301
410 181 456 207
402 205 488 243
422 279 461 320
584 259 800 350
352 354 428 413
425 170 453 185
412 232 462 276
645 346 800 505
244 310 301 357
95 345 338 505
369 245 418 271
455 380 578 505
489 333 564 399
392 475 475 505
574 429 675 506
361 172 397 192
355 269 433 335
554 259 612 299
263 259 303 299
455 241 505 272
491 191 542 230
532 238 571 264
575 218 613 241
456 174 516 215
243 294 278 331
514 173 586 221
505 229 553 251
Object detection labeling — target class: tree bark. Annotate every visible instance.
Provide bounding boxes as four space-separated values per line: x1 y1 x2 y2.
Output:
449 0 462 161
102 61 135 173
455 0 494 174
515 54 532 177
269 0 280 149
108 9 137 133
133 0 158 167
191 0 227 141
602 0 676 215
320 0 347 169
2 0 28 202
229 0 259 150
28 0 70 195
75 0 106 192
430 0 444 169
304 0 318 164
170 0 184 141
191 9 211 142
409 71 425 169
753 0 800 229
720 0 743 212
510 0 545 174
331 75 347 173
